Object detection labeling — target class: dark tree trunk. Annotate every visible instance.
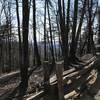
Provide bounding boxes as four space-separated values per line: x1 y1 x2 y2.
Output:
56 14 62 59
98 8 100 45
65 0 70 63
15 0 22 69
0 39 3 73
69 0 78 60
20 0 29 98
8 23 11 72
87 0 95 54
66 0 70 34
74 0 87 54
58 0 68 69
44 0 47 61
47 1 55 67
33 0 41 67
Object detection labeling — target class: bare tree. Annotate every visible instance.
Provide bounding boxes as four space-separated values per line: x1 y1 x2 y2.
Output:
58 0 69 69
15 0 22 70
87 0 95 54
75 0 87 56
47 0 55 66
33 0 41 67
69 0 78 62
19 0 30 98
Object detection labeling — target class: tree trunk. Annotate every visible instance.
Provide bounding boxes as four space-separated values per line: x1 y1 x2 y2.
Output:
87 0 95 54
69 0 78 60
15 0 22 69
98 8 100 47
47 1 55 68
44 0 47 61
58 0 68 69
74 0 87 55
20 0 29 98
33 0 41 67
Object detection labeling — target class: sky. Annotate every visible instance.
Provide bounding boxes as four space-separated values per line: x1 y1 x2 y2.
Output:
0 0 100 42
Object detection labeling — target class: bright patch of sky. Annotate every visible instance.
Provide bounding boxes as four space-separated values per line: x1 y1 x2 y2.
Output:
0 0 100 42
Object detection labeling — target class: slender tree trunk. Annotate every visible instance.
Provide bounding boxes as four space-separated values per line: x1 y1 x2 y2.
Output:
33 0 41 67
70 0 78 58
74 0 87 54
87 0 95 54
47 1 55 66
56 14 62 58
65 0 70 62
7 2 12 72
44 0 47 61
15 0 22 69
0 39 3 73
66 0 70 35
58 0 68 69
69 0 78 61
98 8 100 46
54 33 57 60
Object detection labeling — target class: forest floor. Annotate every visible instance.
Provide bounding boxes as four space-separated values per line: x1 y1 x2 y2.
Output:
0 68 44 100
0 54 100 100
74 73 100 100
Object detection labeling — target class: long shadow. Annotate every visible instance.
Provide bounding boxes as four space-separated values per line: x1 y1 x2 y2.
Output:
0 84 20 100
0 68 37 100
75 73 100 100
0 82 28 100
88 73 100 100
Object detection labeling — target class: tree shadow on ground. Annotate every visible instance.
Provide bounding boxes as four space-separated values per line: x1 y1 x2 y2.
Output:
0 85 19 100
0 82 28 100
75 73 100 100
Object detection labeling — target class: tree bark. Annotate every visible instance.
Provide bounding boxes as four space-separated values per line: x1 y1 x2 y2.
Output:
47 1 55 68
19 0 30 98
74 0 87 55
58 0 68 69
33 0 41 67
69 0 78 60
15 0 22 69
